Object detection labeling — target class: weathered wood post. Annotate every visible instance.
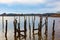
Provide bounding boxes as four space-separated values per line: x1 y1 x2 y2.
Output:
18 23 20 40
13 19 17 40
17 16 20 40
28 16 31 40
2 16 4 32
38 16 42 40
24 16 27 40
5 20 8 40
52 20 55 40
44 16 48 40
32 16 35 40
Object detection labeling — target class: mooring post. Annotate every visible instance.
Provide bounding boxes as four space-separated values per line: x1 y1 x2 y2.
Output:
5 20 8 40
52 20 55 40
32 16 35 40
38 16 42 40
2 16 4 32
13 19 17 40
24 16 27 40
44 16 48 40
28 16 31 40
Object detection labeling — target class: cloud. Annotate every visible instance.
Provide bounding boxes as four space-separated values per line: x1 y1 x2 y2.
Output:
49 1 60 11
0 0 46 4
37 0 60 13
0 0 60 13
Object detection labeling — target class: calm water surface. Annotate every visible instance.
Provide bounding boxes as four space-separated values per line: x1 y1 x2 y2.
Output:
0 16 60 40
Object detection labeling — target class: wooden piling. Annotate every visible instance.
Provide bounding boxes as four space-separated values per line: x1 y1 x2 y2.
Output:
32 16 35 40
38 16 42 40
18 16 20 40
5 20 8 40
52 20 55 40
24 16 27 40
28 16 31 40
18 23 20 40
44 16 48 40
13 19 17 40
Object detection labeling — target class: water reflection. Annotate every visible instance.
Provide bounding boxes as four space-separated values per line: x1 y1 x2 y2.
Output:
52 20 55 40
5 20 8 40
32 16 35 40
29 17 31 40
44 17 48 40
0 17 58 40
38 16 42 40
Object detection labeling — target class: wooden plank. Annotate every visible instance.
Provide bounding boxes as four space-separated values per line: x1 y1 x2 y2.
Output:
17 34 25 38
16 29 25 32
20 30 25 32
34 28 38 30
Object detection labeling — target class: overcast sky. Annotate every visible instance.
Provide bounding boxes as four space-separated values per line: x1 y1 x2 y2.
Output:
0 0 60 14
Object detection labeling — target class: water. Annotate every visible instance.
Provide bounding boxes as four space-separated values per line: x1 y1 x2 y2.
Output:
0 16 60 40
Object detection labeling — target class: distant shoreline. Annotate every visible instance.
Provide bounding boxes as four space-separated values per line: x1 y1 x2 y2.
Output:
0 13 60 17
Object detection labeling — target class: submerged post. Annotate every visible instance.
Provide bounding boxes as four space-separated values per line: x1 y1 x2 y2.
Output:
13 19 17 40
38 16 42 40
5 20 8 40
44 16 48 40
52 20 55 40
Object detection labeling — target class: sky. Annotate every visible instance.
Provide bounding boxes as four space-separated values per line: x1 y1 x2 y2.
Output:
0 0 60 14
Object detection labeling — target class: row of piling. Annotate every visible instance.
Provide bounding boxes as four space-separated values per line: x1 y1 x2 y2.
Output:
3 16 55 40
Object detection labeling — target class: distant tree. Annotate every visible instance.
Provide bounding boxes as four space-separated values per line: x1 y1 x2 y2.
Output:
3 13 6 15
